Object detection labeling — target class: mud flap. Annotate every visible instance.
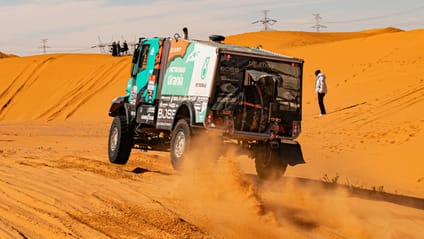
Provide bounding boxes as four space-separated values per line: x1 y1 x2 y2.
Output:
278 141 305 166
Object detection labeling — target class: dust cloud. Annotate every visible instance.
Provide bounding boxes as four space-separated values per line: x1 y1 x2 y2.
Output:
168 134 291 238
165 134 414 239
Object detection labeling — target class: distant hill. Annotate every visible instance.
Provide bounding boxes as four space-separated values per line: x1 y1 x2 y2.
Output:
0 51 18 58
360 27 404 34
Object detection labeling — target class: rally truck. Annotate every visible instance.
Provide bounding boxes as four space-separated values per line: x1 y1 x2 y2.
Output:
108 33 305 179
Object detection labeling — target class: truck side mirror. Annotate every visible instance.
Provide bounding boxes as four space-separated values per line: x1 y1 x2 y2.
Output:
132 47 140 64
131 47 141 77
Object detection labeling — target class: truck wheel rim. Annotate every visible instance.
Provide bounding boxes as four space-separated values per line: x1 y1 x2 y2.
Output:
110 127 119 152
174 131 186 159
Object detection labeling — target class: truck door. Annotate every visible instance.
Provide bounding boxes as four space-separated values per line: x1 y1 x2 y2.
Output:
130 38 163 105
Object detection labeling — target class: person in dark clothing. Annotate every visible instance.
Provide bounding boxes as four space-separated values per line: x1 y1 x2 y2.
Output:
123 40 129 55
183 27 188 39
111 41 117 56
315 69 327 116
117 41 121 56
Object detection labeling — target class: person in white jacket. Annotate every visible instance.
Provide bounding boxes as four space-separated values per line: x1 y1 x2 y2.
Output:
315 69 327 115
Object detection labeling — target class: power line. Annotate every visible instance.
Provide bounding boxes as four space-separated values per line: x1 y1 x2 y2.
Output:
325 5 424 24
256 5 423 31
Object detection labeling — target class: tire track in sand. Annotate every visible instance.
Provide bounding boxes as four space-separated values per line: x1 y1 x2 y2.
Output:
0 220 27 239
0 181 79 238
35 64 109 120
0 57 57 120
0 156 208 239
36 156 207 238
352 84 424 126
36 58 128 121
64 58 129 119
328 82 424 128
0 168 107 239
0 64 32 100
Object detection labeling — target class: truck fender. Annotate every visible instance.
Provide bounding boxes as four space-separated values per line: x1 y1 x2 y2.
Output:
173 101 196 128
108 96 129 117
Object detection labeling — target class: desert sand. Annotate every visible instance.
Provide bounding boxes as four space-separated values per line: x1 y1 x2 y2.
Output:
0 27 423 238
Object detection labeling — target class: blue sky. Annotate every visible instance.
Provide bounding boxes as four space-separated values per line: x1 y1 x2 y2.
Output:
1 0 423 55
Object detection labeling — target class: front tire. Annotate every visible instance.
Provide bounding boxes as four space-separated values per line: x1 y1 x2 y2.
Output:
170 119 191 169
108 115 133 164
253 145 287 180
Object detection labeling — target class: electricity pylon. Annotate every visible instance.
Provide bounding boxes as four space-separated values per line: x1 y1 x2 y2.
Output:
39 39 50 54
312 14 327 32
252 10 277 31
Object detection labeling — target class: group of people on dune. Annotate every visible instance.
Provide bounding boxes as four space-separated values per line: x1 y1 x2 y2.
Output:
111 41 129 57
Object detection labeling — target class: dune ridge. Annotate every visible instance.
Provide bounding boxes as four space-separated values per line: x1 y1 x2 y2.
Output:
225 27 404 51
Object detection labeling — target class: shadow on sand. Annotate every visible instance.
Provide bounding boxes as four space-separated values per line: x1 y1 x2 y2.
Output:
130 167 171 176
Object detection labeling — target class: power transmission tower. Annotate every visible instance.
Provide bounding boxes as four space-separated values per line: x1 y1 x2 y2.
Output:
312 14 327 32
252 10 277 31
39 38 51 54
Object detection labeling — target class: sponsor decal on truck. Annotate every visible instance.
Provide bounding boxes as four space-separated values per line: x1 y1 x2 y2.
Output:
161 41 217 97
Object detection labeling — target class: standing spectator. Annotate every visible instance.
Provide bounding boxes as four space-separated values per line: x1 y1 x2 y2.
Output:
111 41 117 56
123 40 129 55
117 41 122 56
183 27 189 39
315 69 327 116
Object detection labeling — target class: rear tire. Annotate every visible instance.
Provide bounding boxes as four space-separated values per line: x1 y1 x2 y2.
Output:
108 115 133 164
170 119 191 169
253 145 287 180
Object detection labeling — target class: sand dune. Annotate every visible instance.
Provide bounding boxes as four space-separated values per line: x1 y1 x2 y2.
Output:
225 27 403 51
1 28 423 238
0 51 17 58
228 28 424 197
0 54 130 121
290 29 424 198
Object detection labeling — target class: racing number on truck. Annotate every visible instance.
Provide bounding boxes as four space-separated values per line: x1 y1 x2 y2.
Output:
157 108 176 120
